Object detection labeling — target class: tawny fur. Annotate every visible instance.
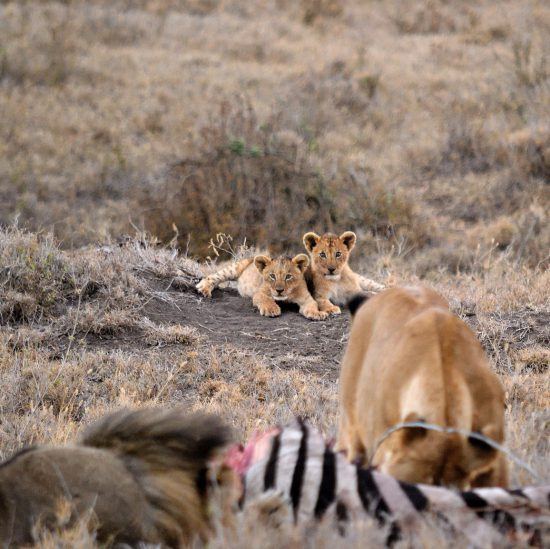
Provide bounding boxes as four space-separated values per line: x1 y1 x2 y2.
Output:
303 231 384 315
0 408 230 546
197 254 327 320
196 257 254 297
336 286 508 489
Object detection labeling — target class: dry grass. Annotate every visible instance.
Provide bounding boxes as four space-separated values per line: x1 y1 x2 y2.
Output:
0 0 549 545
2 1 547 260
139 97 423 255
0 226 548 545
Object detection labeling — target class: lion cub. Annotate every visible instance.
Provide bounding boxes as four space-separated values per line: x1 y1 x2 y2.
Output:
196 254 328 320
303 231 384 315
336 286 507 489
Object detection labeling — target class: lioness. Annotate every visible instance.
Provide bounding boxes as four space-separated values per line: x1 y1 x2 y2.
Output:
196 254 328 320
303 231 384 315
336 286 508 489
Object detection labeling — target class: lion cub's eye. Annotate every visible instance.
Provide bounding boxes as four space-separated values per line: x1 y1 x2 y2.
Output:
285 274 293 281
269 273 276 281
319 252 327 259
335 251 342 258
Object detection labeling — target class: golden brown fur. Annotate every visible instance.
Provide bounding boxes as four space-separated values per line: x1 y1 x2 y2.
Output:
197 254 327 320
0 408 230 546
336 286 507 489
303 231 384 315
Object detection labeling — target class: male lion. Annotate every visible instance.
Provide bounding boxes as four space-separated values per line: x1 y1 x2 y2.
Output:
303 231 384 315
336 286 508 489
0 408 230 546
196 254 328 320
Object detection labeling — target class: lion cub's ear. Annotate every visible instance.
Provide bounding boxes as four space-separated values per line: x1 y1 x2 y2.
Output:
339 231 357 251
303 232 320 252
254 255 272 273
292 254 309 273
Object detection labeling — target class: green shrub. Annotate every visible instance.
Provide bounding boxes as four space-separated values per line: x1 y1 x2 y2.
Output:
136 99 424 256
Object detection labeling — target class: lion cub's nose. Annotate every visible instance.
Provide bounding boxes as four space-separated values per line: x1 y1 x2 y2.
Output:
276 287 284 294
328 267 335 274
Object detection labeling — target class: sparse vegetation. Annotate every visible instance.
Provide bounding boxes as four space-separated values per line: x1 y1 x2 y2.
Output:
0 0 549 545
138 98 424 255
391 0 478 35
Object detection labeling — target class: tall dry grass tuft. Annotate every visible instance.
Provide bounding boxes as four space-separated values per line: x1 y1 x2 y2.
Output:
0 3 77 86
0 227 79 322
391 0 478 35
0 226 146 324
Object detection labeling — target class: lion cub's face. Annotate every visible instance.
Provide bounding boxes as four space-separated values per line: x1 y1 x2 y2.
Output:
303 231 356 280
254 254 309 300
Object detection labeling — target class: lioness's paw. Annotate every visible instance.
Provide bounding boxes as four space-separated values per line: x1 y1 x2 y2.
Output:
302 306 329 321
258 303 281 317
325 304 341 315
196 279 213 297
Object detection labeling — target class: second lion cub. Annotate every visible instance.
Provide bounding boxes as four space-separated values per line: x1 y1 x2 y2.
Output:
336 286 507 489
196 254 328 320
303 231 384 315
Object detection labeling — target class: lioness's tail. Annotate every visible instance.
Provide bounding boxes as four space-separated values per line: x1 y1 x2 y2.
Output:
82 408 231 545
196 258 254 297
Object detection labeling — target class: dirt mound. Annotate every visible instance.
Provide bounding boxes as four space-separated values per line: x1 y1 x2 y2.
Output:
144 285 350 377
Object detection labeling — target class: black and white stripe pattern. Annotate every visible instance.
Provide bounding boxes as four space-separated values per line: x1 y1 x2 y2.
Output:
242 420 550 546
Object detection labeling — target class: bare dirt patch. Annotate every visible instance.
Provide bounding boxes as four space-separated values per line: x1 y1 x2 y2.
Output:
144 285 350 378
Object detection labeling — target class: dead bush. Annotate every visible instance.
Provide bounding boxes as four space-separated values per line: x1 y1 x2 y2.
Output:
436 118 499 176
140 319 199 347
301 0 344 25
391 0 477 35
277 61 380 145
512 347 549 375
505 125 550 181
273 0 344 25
510 204 549 269
413 242 477 277
0 226 151 325
136 99 423 256
76 7 154 46
0 228 77 322
511 33 549 90
414 201 548 275
0 3 77 86
484 216 518 250
54 305 140 338
457 176 530 223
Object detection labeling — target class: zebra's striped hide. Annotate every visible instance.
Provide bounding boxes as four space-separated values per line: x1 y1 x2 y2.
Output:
238 419 549 547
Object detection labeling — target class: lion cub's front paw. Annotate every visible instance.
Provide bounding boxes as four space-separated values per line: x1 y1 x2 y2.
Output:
258 302 281 317
325 304 341 315
302 305 329 321
196 279 213 298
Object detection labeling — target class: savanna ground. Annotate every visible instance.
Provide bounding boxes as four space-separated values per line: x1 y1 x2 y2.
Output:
0 0 549 546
